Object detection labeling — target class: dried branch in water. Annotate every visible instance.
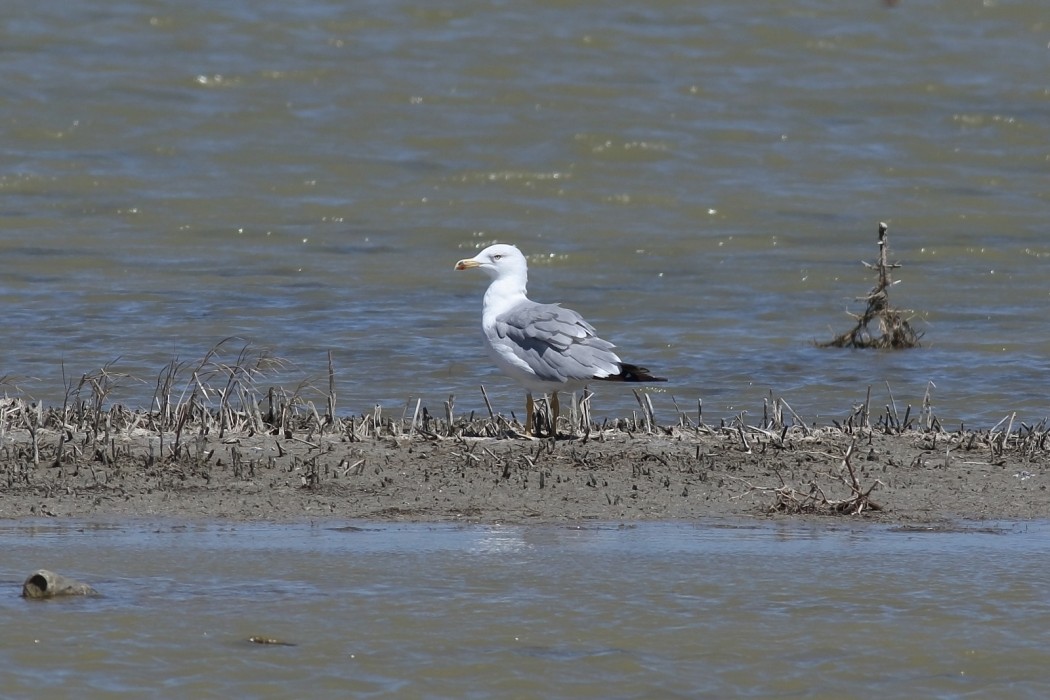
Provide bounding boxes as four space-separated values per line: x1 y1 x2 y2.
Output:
820 222 923 349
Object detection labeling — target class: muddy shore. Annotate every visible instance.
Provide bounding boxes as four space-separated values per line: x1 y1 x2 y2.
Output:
2 414 1047 524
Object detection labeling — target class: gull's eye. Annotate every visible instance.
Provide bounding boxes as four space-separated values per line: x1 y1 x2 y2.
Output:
492 254 503 260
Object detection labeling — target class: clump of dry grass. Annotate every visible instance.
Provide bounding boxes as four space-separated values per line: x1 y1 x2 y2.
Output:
820 222 923 349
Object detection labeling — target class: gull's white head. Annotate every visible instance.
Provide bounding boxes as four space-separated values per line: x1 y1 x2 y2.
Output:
455 244 528 282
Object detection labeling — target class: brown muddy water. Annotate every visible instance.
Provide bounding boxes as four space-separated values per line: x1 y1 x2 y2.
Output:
2 519 1049 698
1 0 1049 428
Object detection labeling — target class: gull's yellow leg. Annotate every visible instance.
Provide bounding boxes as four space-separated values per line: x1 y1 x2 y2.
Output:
525 393 534 436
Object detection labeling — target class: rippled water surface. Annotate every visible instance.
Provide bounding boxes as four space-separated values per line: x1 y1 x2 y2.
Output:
1 0 1049 425
1 520 1049 698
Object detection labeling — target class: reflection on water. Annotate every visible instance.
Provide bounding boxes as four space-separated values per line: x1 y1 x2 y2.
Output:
1 519 1049 698
1 0 1049 427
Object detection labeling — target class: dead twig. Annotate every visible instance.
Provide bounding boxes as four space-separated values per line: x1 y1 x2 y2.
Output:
731 440 883 515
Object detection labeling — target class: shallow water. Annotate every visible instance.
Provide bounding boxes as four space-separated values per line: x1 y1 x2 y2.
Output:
1 0 1049 426
1 519 1049 698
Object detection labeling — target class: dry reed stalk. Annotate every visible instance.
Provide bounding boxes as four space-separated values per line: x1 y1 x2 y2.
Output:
152 355 184 432
762 393 780 431
372 404 382 437
885 380 900 428
0 399 10 452
479 385 495 421
325 350 336 429
410 398 422 436
669 394 692 429
632 389 655 434
779 398 810 436
919 381 938 432
22 401 40 466
444 395 455 438
578 389 593 440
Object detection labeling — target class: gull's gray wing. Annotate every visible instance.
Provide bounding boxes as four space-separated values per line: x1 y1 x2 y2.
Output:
493 301 621 383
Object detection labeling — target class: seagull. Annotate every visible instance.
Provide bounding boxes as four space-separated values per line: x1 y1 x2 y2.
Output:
455 243 666 435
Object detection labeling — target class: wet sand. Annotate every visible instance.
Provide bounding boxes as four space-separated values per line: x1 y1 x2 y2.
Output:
2 418 1047 524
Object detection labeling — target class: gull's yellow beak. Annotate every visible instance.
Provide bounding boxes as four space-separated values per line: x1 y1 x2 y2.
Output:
455 258 480 271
